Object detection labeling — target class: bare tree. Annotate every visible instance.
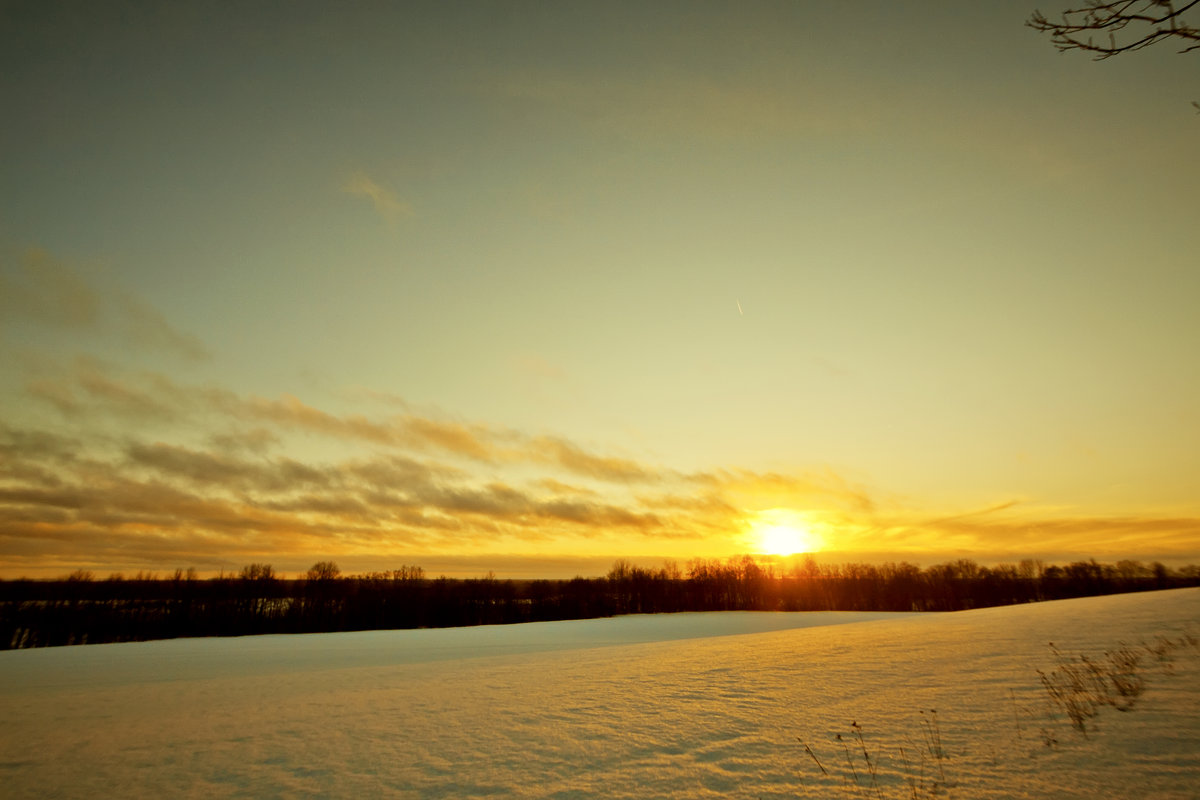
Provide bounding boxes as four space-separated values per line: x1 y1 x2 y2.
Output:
306 561 341 582
239 562 276 582
1028 1 1200 58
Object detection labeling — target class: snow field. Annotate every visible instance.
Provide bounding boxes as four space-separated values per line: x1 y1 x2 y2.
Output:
1 589 1197 798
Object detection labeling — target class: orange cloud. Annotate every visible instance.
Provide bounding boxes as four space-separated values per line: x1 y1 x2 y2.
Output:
20 360 672 486
5 355 1199 578
531 436 656 483
0 408 689 578
403 416 500 461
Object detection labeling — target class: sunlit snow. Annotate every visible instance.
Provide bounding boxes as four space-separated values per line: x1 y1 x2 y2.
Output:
2 590 1197 798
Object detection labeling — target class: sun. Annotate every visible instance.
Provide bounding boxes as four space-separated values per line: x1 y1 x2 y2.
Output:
749 508 822 556
758 524 813 556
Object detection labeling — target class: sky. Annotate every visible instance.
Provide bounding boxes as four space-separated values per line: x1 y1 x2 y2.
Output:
2 1 1198 579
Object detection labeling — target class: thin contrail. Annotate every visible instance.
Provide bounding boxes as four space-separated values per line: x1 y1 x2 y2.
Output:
737 299 743 316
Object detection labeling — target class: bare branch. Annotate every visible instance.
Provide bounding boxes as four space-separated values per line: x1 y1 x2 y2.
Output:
1028 0 1200 59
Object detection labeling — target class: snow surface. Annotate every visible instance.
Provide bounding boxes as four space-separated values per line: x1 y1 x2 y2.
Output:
1 590 1197 798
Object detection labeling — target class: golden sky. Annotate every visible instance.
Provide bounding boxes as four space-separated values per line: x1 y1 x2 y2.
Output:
2 2 1198 578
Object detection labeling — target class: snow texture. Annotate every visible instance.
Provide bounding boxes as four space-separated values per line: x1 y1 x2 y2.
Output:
2 589 1198 798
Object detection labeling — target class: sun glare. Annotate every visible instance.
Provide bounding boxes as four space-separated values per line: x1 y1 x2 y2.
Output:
749 508 822 556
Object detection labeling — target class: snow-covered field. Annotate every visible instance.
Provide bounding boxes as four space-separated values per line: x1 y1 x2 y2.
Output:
2 589 1198 798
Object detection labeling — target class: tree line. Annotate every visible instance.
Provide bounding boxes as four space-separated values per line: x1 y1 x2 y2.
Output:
2 556 1197 649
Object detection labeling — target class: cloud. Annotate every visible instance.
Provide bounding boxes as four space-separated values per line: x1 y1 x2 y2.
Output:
5 360 701 573
531 436 656 483
208 427 281 455
342 171 413 223
115 293 211 361
21 360 664 483
0 418 680 576
24 357 180 421
920 500 1024 528
536 477 599 497
486 70 872 145
483 66 1093 190
915 507 1200 559
0 248 100 328
512 355 565 381
75 357 182 419
403 416 501 461
125 441 333 493
23 378 83 415
6 356 1199 577
0 424 82 463
0 248 210 361
236 392 406 447
693 466 881 516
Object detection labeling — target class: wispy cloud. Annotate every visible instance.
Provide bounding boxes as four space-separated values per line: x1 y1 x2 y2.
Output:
24 357 180 421
19 362 661 483
5 355 1198 577
531 436 655 483
115 293 210 361
0 248 100 329
0 415 676 576
0 248 211 361
342 171 413 223
0 355 724 574
512 355 565 381
486 69 874 145
483 67 1093 187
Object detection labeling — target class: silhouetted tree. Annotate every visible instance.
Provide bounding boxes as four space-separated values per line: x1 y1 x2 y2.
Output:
301 561 342 627
1029 1 1200 58
3 556 1198 649
235 563 283 631
306 561 341 581
240 563 276 581
1029 1 1200 108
